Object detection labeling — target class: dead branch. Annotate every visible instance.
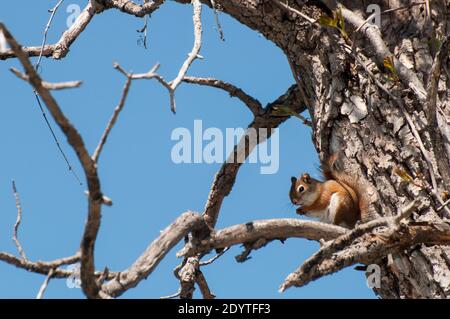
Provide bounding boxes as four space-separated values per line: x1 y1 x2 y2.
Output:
10 67 82 90
0 1 99 60
11 181 27 260
279 200 419 292
182 76 262 115
0 252 79 278
280 220 450 291
92 66 133 163
169 0 203 113
177 218 348 258
202 84 305 230
36 268 55 299
196 270 215 299
96 0 164 17
0 22 105 298
35 0 65 71
100 211 204 298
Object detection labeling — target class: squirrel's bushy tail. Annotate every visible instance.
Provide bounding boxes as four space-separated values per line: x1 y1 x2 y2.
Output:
322 153 378 223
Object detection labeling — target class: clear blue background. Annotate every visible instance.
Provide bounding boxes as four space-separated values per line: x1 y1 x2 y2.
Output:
0 0 375 298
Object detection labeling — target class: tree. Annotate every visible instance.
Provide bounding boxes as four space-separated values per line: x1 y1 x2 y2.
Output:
0 0 449 299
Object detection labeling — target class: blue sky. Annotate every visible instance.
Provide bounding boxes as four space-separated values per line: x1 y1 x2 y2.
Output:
0 0 376 298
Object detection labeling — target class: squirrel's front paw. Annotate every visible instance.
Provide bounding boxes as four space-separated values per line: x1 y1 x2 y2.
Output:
296 207 305 215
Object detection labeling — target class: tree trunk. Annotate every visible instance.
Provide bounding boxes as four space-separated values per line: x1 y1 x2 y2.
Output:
188 0 450 298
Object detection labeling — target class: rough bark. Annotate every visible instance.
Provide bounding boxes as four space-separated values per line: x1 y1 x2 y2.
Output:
180 0 450 298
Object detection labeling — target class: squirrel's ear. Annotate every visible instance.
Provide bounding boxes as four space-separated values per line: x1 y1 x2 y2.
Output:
291 176 297 184
302 173 311 183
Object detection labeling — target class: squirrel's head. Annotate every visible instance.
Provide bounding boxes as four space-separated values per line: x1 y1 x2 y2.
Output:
289 173 319 210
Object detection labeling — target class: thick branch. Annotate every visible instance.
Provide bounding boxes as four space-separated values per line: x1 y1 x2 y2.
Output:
177 218 348 257
280 221 450 291
96 0 164 17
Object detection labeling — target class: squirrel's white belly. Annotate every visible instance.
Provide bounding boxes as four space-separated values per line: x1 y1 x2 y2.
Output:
304 193 341 224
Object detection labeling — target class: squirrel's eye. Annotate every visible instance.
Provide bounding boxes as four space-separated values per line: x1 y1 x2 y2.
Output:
297 185 305 193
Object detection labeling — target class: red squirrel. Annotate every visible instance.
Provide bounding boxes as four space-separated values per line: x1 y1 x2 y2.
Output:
289 155 370 229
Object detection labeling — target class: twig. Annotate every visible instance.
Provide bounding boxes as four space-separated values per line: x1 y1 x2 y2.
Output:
92 66 133 163
287 58 312 126
380 2 426 15
182 76 262 115
36 268 55 299
11 181 27 260
199 247 229 266
169 0 203 113
438 198 450 212
35 0 65 72
137 13 149 49
274 1 316 24
160 289 181 299
10 67 82 90
210 0 225 41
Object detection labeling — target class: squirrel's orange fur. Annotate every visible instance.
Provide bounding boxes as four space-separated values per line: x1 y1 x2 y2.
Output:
289 154 370 228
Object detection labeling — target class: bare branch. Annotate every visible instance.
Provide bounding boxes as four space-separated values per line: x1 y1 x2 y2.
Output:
36 268 55 299
10 67 82 90
209 0 225 41
35 0 65 71
100 211 204 298
274 0 316 24
280 221 450 291
11 181 27 260
182 76 262 115
0 252 80 278
196 270 215 299
0 22 105 299
279 200 419 292
169 0 203 113
202 85 305 230
96 0 164 17
0 1 99 60
0 251 117 282
92 69 132 163
199 247 229 266
177 218 348 258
